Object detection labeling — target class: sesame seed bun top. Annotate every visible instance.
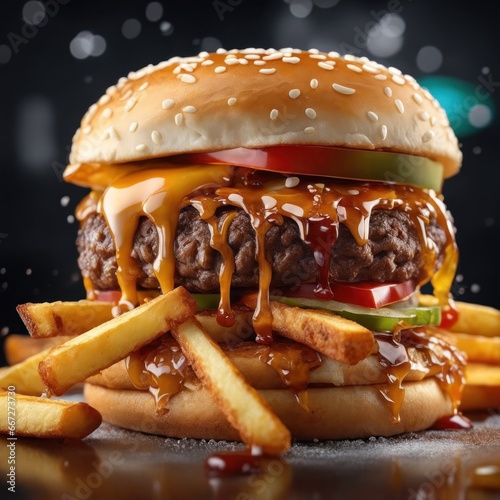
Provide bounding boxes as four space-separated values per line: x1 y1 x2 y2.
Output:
69 48 462 179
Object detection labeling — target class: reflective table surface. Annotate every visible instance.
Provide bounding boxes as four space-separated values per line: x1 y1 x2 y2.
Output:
1 410 500 499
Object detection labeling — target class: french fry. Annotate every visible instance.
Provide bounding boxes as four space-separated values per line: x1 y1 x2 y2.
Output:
38 287 197 396
461 385 500 411
268 301 375 365
465 363 500 386
438 332 500 364
17 300 114 338
0 344 70 396
4 334 73 365
419 295 500 337
172 317 291 455
0 393 101 439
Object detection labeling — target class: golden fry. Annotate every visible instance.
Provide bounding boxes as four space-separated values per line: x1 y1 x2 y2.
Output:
4 334 72 365
0 393 101 439
269 301 375 365
172 318 291 454
38 287 197 396
17 300 114 338
439 332 500 364
419 295 500 336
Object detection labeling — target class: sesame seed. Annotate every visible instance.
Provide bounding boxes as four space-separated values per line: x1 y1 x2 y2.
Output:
259 68 276 74
384 87 393 97
135 144 147 152
175 113 184 126
183 106 197 113
367 111 379 122
151 130 162 144
98 94 111 105
304 127 315 134
162 99 175 110
430 116 437 126
305 108 317 119
381 125 388 140
119 89 133 101
108 126 120 140
285 177 300 188
101 129 110 140
201 60 214 66
245 54 260 60
310 78 318 89
253 60 266 66
362 64 379 74
388 66 402 75
270 109 279 120
102 108 113 119
263 52 283 61
214 66 226 74
347 63 362 73
309 54 327 60
138 82 149 91
308 48 319 54
348 189 360 195
83 125 92 135
318 61 334 71
216 48 227 54
374 74 387 81
328 51 340 59
125 97 137 112
289 89 301 99
238 58 248 65
422 130 435 142
395 99 405 114
129 122 138 132
418 111 430 121
392 75 406 85
228 97 237 106
413 93 423 105
283 56 300 64
343 54 357 61
225 58 239 65
332 83 355 95
178 74 197 83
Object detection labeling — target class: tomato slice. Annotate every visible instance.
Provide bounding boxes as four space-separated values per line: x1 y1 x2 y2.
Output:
282 280 417 309
174 146 444 191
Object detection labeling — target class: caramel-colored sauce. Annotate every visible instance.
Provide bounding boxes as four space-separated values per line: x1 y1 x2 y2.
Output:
80 163 458 342
375 327 466 422
255 342 322 411
376 333 412 423
125 335 191 413
97 164 233 308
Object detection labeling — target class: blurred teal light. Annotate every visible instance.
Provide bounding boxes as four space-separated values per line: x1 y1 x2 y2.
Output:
418 76 495 138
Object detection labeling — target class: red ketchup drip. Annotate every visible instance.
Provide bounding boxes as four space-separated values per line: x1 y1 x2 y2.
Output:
205 451 262 477
439 299 459 329
305 217 338 300
431 413 473 430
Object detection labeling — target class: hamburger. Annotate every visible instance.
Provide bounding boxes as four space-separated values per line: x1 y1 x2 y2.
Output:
64 48 467 441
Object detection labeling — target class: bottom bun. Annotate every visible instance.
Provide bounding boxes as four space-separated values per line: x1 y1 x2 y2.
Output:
84 379 452 440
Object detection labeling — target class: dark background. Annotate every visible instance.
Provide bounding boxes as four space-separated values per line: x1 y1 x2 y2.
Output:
0 0 499 348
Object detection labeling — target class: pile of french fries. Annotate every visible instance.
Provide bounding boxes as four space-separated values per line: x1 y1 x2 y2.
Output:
1 284 499 449
419 297 500 411
0 283 375 451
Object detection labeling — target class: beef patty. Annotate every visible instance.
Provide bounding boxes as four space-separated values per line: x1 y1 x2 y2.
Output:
77 207 446 293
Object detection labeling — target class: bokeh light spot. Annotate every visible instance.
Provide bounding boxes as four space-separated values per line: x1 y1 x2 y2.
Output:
289 0 313 18
416 46 443 73
145 2 163 22
22 1 46 26
122 18 142 39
